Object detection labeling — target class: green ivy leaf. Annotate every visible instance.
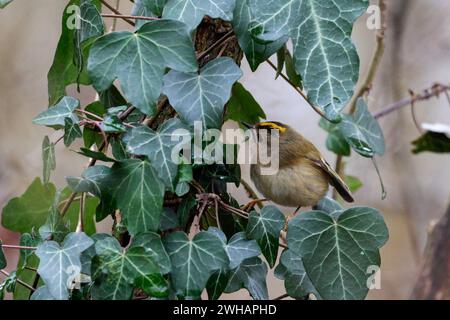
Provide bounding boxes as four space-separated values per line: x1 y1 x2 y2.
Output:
47 0 98 105
79 0 104 44
2 178 97 235
225 82 266 125
42 136 56 184
0 270 16 300
75 148 116 163
64 118 82 147
338 99 385 157
100 115 127 133
248 0 368 121
36 232 93 300
126 119 190 191
99 85 127 109
0 241 6 269
275 250 320 299
39 190 70 242
92 235 166 300
246 205 285 268
163 57 242 129
319 118 351 156
345 175 363 193
30 286 55 300
33 96 79 127
232 0 286 71
91 160 165 235
0 0 14 9
284 47 302 88
162 0 235 31
205 230 261 300
88 20 198 116
132 0 165 28
287 207 389 300
131 232 171 274
225 257 269 300
412 131 450 154
164 230 229 298
314 197 342 216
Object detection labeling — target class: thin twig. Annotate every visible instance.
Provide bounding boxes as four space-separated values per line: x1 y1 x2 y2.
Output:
102 13 159 22
75 109 104 121
273 293 289 300
100 0 135 26
197 30 235 61
0 269 36 292
266 60 328 120
1 244 37 250
373 83 450 119
60 192 78 216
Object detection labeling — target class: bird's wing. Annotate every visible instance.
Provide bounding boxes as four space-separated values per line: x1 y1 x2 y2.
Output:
309 156 354 203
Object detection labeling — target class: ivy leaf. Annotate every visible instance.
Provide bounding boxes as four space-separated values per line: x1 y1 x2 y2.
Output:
36 232 93 300
100 115 127 133
30 286 55 300
314 197 342 216
0 241 6 269
126 119 190 191
92 235 166 300
225 82 266 125
205 231 261 300
345 175 363 193
47 0 98 105
79 0 104 43
412 131 450 154
33 96 79 127
338 99 385 157
206 269 229 300
42 136 56 184
39 190 70 242
248 0 368 121
284 47 302 88
164 230 229 298
225 257 269 300
287 207 389 300
319 118 351 156
132 0 165 28
0 0 14 9
225 232 261 269
163 57 242 129
232 0 286 71
99 85 127 109
88 20 198 116
2 178 97 235
162 0 235 31
64 118 82 147
93 160 165 235
131 232 171 274
246 205 285 268
275 250 320 299
75 148 116 163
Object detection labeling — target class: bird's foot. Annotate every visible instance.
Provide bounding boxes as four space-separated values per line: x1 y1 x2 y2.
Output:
241 198 268 212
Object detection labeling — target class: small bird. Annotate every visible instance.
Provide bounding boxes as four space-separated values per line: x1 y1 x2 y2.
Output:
244 121 354 208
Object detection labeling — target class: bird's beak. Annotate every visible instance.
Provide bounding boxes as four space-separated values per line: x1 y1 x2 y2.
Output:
241 122 254 129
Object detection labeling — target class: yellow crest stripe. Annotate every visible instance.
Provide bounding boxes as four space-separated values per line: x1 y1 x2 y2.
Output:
258 122 287 133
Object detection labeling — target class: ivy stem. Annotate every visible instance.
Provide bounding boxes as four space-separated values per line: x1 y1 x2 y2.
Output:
1 245 37 250
102 13 159 22
111 0 120 31
76 193 86 233
266 60 329 121
0 270 36 292
75 109 104 121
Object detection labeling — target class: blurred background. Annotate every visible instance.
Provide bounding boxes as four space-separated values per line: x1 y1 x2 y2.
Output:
1 0 449 299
